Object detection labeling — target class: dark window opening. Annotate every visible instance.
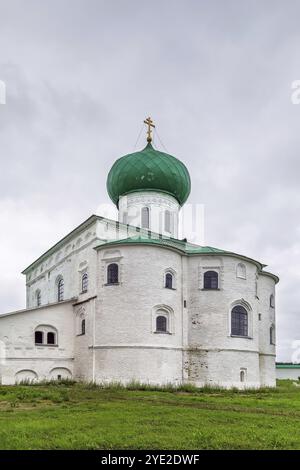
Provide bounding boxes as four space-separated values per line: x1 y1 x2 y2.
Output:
81 319 86 335
204 271 218 289
107 263 119 284
82 273 88 293
35 331 43 344
231 305 248 337
47 332 55 345
165 273 173 289
156 315 167 333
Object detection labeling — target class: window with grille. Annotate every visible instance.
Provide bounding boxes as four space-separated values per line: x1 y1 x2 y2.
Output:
58 278 64 302
107 263 119 284
231 305 248 337
165 273 173 289
204 271 218 289
156 315 167 332
82 272 88 293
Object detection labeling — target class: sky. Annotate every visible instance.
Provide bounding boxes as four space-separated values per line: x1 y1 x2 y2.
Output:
0 0 300 361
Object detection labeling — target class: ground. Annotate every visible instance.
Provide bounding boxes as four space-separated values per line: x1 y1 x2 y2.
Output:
0 380 299 450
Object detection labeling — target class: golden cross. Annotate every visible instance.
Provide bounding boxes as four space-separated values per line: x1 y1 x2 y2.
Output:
144 116 155 143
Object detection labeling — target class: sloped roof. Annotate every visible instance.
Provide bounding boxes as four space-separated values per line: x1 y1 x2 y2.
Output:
94 236 279 283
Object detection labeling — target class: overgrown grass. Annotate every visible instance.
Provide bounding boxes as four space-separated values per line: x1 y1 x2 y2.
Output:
0 380 299 449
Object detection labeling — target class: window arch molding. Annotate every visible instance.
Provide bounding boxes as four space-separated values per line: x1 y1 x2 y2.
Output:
151 305 174 335
164 268 176 289
228 299 253 338
236 263 246 279
34 325 58 346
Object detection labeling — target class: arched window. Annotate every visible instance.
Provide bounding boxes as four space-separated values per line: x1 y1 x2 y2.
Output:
82 272 88 293
165 272 173 289
107 263 119 284
57 278 64 302
236 263 246 279
164 210 171 233
240 370 245 382
35 331 43 344
36 289 41 307
270 294 275 308
47 332 56 345
231 305 248 337
81 319 86 335
156 315 167 333
204 271 218 289
141 207 150 229
270 325 275 345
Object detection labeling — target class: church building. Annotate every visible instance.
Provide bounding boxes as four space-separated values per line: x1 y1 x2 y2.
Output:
0 118 278 388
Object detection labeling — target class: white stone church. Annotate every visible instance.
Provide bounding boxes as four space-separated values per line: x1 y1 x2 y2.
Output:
0 121 278 388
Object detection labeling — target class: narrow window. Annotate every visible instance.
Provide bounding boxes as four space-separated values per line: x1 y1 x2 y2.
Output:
58 278 64 302
231 305 248 337
240 370 245 382
270 325 275 345
270 294 275 308
141 207 150 229
236 263 246 279
107 263 119 284
156 315 167 332
47 332 55 345
57 375 62 381
35 331 43 344
82 272 88 293
165 272 173 289
81 319 86 335
36 290 41 307
204 271 218 289
164 210 171 233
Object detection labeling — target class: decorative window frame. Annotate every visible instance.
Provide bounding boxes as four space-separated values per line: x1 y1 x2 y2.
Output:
228 299 253 339
163 268 177 290
75 306 87 336
34 324 58 346
101 250 123 286
236 263 247 280
151 305 174 335
200 267 221 290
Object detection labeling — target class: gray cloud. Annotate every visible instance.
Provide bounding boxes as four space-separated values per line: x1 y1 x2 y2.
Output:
0 0 300 360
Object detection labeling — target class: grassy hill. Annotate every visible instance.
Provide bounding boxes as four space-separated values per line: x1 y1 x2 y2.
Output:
0 380 299 450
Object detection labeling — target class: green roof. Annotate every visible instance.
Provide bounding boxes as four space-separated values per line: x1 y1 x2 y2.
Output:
94 236 279 283
276 363 300 369
106 143 191 207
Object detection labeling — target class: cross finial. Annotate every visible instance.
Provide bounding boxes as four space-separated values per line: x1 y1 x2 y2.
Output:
144 116 155 143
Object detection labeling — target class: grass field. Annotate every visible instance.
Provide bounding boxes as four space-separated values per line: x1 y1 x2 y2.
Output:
0 380 299 450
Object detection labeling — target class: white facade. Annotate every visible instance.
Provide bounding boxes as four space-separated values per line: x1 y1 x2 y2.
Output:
118 191 180 238
0 213 278 388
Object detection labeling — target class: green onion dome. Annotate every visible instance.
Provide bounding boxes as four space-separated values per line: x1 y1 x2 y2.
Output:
107 143 191 207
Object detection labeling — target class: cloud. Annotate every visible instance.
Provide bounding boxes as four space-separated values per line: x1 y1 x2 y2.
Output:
0 0 300 360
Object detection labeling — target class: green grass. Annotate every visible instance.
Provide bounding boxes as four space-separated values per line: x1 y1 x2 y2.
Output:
0 380 299 449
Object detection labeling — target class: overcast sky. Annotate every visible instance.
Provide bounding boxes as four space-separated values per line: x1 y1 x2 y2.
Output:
0 0 300 361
